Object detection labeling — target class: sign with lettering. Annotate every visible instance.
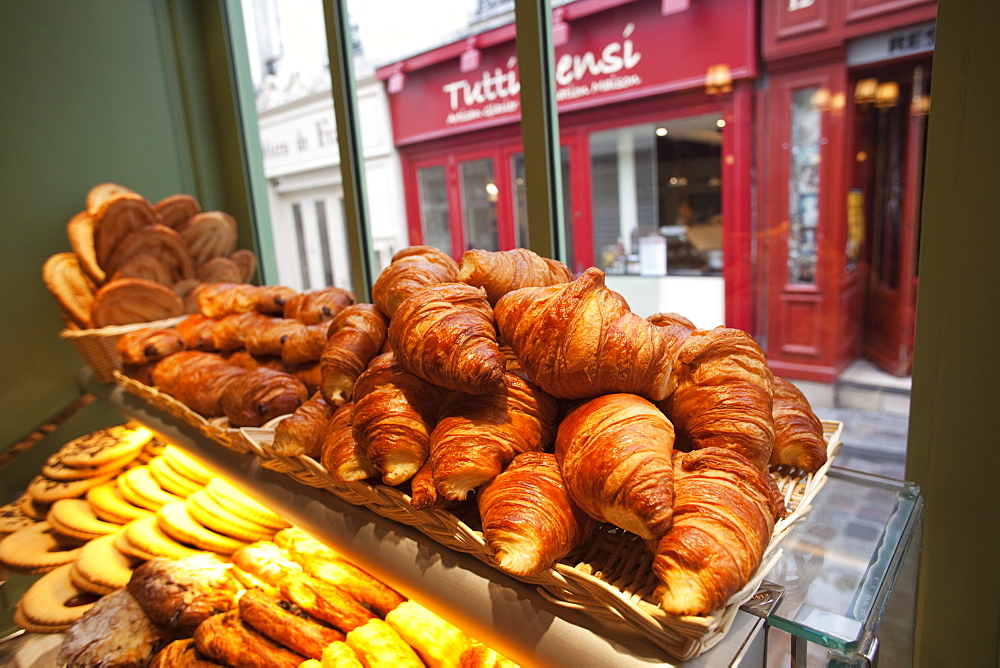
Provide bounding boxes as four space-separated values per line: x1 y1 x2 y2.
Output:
257 97 340 177
847 21 935 67
379 0 754 145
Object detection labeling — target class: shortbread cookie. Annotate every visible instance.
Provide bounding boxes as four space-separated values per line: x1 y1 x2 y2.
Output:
205 479 288 529
187 489 276 542
41 452 132 482
73 532 136 591
14 601 72 633
117 465 183 510
27 473 116 505
58 424 153 468
0 499 37 535
18 562 100 628
157 501 249 555
86 482 153 524
162 445 215 484
47 498 123 541
148 456 204 497
125 515 202 560
0 522 83 573
19 493 50 520
113 524 157 562
70 562 119 596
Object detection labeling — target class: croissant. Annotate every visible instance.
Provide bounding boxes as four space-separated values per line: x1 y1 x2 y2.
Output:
429 370 558 501
151 351 248 417
659 327 775 471
457 248 573 304
245 317 306 357
555 393 676 541
212 311 273 351
271 392 335 458
175 313 218 351
291 361 322 395
319 304 388 407
770 376 827 472
281 324 330 366
371 246 459 318
283 286 355 324
408 460 445 510
115 327 186 365
495 267 675 401
478 451 594 577
220 366 309 427
653 447 783 615
647 312 696 330
387 282 506 395
319 402 366 484
351 352 443 486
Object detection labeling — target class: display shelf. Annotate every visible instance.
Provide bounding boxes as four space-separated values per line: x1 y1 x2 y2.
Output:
83 370 769 667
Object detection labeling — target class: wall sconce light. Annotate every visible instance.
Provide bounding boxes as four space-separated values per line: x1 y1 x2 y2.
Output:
460 37 481 73
910 94 931 116
387 66 406 94
810 87 831 111
552 8 570 47
854 78 878 104
874 81 900 108
705 64 732 96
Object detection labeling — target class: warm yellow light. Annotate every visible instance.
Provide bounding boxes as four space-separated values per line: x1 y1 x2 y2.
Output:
705 63 732 96
874 81 900 108
854 78 878 104
656 127 668 136
716 118 726 128
856 151 868 162
811 87 830 110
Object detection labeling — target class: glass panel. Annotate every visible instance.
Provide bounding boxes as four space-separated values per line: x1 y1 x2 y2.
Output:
291 202 310 288
788 87 822 284
511 146 572 262
459 158 498 252
315 199 335 287
417 165 452 256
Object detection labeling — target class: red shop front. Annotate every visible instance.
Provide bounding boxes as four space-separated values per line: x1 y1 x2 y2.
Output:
376 0 758 331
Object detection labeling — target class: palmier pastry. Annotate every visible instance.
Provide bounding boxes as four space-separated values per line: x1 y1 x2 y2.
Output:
92 192 161 270
457 247 573 304
351 352 443 486
152 351 248 417
245 317 307 357
282 286 355 325
175 313 218 351
196 256 243 284
194 609 303 668
495 267 675 401
653 447 782 615
320 402 378 483
66 210 105 284
271 392 335 458
104 223 196 282
388 282 506 395
178 211 239 265
154 193 201 229
555 393 676 541
128 554 239 631
90 278 186 327
221 366 309 427
86 182 139 216
110 252 174 286
371 245 459 318
770 376 827 472
281 324 330 366
229 248 258 283
173 278 205 313
42 252 94 329
319 304 388 406
479 451 594 576
115 326 186 365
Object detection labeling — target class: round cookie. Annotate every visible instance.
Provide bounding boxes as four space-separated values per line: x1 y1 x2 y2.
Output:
117 466 183 511
125 516 202 560
70 563 120 596
41 450 134 482
186 489 276 542
113 525 157 562
57 424 153 468
205 479 288 529
14 601 72 634
156 502 249 555
18 562 101 627
47 498 124 541
162 446 215 485
86 482 153 524
0 521 83 573
73 533 136 591
27 473 116 505
147 456 204 497
20 493 51 520
0 499 37 536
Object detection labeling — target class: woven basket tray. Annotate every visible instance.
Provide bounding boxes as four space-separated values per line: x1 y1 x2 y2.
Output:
237 420 843 661
59 316 187 383
113 371 243 452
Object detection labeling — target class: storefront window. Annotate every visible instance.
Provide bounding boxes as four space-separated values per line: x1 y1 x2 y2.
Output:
459 158 499 252
511 148 572 263
417 165 452 256
788 87 822 285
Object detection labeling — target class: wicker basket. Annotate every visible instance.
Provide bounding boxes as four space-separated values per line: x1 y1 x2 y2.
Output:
60 316 187 383
113 371 244 452
237 420 843 660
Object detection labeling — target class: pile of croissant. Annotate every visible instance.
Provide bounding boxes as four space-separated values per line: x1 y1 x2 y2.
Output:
42 182 258 330
122 246 829 617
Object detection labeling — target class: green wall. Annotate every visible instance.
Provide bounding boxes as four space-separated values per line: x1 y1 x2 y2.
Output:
0 1 250 452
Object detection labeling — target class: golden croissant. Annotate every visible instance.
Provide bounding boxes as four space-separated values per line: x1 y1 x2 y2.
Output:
371 246 458 318
319 304 388 407
555 393 676 541
495 267 674 401
653 447 783 615
457 248 572 304
659 326 775 471
387 282 506 395
320 401 378 483
770 376 827 472
429 370 559 502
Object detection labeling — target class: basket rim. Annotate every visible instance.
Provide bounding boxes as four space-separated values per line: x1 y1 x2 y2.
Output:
59 314 187 339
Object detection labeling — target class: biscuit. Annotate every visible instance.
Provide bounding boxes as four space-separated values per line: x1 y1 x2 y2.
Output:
186 489 276 542
19 493 50 520
14 600 72 634
47 498 123 541
27 473 116 505
57 424 153 468
73 532 136 591
148 456 204 497
162 445 215 484
113 524 158 562
18 562 101 627
70 562 120 596
205 479 288 529
0 521 83 573
117 465 183 510
125 515 202 560
156 501 249 555
86 481 153 524
0 499 37 535
41 451 134 482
